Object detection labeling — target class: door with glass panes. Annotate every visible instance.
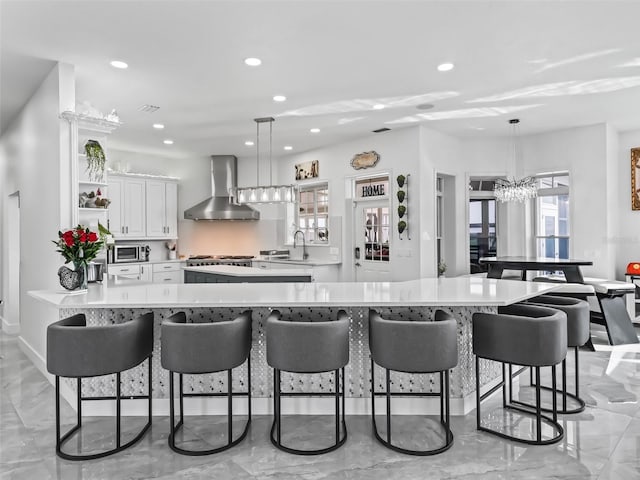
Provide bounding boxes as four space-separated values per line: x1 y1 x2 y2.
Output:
355 199 391 281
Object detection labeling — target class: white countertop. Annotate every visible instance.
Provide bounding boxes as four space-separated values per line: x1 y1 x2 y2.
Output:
183 265 313 277
255 258 341 266
29 277 558 309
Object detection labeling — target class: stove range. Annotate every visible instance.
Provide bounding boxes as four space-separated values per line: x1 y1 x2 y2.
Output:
187 255 255 267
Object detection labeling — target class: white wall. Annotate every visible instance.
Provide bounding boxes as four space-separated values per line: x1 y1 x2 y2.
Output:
616 129 640 279
0 63 75 362
458 124 613 279
274 127 422 281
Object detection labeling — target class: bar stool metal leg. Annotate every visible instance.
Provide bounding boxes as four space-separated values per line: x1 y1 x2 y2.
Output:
371 360 454 456
168 360 252 456
475 357 564 446
55 355 153 461
270 368 348 455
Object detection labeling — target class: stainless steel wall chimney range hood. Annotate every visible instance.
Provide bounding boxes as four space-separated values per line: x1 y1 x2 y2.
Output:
184 155 260 221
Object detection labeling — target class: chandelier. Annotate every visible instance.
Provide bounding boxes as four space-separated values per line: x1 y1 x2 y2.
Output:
494 176 537 203
494 119 537 203
231 117 298 204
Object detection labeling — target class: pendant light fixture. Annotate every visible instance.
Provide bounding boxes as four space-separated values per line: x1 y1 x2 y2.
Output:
231 117 298 204
494 119 538 203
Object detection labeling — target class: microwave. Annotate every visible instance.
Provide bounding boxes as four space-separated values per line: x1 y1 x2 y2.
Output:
108 244 149 264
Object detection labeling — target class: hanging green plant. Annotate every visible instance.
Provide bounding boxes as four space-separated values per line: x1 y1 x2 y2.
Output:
397 190 406 203
84 139 106 182
398 220 407 234
397 174 406 188
398 205 406 218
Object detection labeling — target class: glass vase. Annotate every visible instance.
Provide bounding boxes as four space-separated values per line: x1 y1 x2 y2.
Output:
75 262 88 291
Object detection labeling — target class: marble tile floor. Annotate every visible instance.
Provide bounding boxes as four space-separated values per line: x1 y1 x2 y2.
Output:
1 326 640 480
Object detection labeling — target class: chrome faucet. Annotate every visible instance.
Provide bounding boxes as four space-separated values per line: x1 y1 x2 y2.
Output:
293 230 309 261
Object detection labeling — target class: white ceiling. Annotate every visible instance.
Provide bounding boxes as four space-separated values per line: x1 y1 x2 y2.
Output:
2 0 640 159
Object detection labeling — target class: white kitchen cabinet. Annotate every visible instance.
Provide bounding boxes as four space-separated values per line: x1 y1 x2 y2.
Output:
146 180 178 238
139 263 152 282
152 262 182 283
108 176 147 238
108 263 141 279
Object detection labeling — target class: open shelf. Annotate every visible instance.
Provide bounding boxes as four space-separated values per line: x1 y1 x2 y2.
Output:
79 208 108 212
79 181 108 187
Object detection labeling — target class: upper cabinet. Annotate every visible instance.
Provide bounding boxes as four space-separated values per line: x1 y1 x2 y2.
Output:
146 180 178 238
109 174 178 240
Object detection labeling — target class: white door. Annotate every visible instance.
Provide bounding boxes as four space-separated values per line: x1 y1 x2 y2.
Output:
354 199 391 281
145 180 166 237
123 179 146 237
165 181 178 237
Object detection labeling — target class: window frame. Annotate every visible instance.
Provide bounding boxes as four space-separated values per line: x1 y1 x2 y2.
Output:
286 181 330 245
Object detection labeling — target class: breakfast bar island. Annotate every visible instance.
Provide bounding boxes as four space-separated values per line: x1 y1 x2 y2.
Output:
30 277 557 416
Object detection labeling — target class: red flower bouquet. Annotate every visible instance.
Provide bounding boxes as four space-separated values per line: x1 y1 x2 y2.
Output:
54 226 104 290
53 225 103 267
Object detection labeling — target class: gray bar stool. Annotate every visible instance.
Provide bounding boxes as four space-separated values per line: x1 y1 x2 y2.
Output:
161 310 252 455
369 309 458 455
46 312 154 461
473 304 567 445
266 309 350 455
522 295 590 413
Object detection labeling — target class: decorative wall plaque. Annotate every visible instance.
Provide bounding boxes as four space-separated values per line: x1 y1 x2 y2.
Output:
351 151 380 170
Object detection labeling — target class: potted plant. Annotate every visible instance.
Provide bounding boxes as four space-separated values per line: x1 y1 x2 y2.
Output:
438 260 447 277
53 225 104 290
84 139 107 182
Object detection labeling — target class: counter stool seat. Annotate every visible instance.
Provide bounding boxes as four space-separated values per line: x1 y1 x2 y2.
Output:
523 295 590 413
161 310 253 456
46 312 154 461
369 309 458 455
473 304 567 445
266 309 350 455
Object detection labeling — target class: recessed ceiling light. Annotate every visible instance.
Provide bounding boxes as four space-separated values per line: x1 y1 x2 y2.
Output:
310 128 320 133
437 62 455 72
110 60 128 69
153 123 165 129
245 140 255 146
373 104 385 110
163 139 174 145
284 145 293 151
244 57 262 66
273 95 287 102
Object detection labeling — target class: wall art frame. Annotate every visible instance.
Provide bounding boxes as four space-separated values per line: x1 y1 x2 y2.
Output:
632 148 640 210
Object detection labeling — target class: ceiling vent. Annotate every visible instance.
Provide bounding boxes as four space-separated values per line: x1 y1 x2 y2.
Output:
372 127 391 133
137 104 160 113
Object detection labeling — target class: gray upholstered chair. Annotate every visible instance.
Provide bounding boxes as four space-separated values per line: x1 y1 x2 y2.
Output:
46 312 154 461
266 309 350 455
161 310 252 455
473 304 567 445
524 295 590 413
369 309 458 455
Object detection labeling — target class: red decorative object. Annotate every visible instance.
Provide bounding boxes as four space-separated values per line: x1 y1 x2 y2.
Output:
626 263 640 275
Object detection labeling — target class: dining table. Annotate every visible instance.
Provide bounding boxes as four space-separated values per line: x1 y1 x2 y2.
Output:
479 256 593 283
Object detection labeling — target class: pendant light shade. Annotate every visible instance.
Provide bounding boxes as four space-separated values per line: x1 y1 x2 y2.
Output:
231 117 298 205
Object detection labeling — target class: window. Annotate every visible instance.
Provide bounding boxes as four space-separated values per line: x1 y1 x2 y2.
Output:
535 173 570 259
288 183 329 244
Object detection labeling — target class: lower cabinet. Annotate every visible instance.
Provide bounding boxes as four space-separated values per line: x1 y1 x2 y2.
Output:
152 262 182 283
108 262 183 283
